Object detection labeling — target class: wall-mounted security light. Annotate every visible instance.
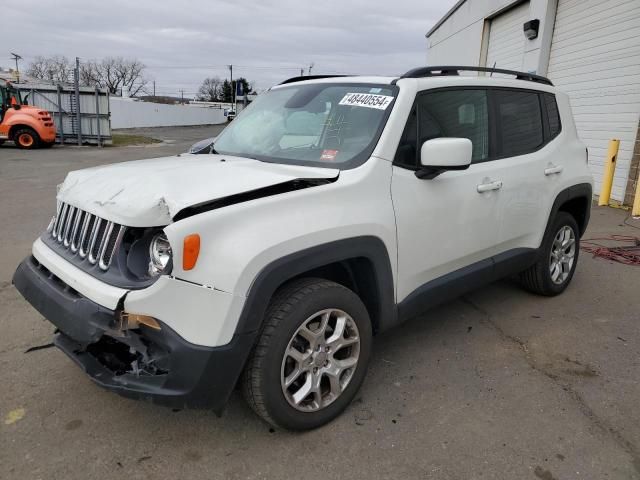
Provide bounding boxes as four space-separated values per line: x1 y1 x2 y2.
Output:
523 19 540 40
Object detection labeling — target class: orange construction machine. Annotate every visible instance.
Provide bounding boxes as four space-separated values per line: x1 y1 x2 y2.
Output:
0 79 56 149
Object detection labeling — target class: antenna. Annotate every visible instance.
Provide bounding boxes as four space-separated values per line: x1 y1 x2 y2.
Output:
10 52 22 83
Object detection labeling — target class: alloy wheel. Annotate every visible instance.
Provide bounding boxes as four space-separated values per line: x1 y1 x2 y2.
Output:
280 308 360 412
549 225 576 284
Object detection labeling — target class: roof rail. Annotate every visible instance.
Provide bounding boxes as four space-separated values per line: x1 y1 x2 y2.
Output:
279 74 349 85
398 66 553 86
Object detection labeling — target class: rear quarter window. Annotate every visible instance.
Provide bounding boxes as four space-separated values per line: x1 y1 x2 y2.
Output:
544 93 561 139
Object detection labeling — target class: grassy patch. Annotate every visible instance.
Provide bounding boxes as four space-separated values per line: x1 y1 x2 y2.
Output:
110 134 162 147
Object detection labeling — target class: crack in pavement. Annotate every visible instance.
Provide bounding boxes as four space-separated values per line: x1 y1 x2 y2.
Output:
461 296 640 475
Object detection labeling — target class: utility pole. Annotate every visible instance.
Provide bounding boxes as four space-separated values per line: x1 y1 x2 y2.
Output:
153 80 156 97
300 68 304 76
74 57 82 145
308 62 314 75
179 89 185 104
228 64 233 106
10 52 22 83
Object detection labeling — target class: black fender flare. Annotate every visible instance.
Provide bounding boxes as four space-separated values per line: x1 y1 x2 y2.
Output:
543 183 593 241
233 236 397 336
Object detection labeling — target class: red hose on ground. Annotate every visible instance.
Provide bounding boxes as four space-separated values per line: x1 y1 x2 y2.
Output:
580 235 640 266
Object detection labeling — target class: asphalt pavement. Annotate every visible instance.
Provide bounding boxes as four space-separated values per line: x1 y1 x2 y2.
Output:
1 126 639 479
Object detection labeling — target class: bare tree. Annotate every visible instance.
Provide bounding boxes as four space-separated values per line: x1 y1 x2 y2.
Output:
26 55 73 83
26 55 149 96
78 60 100 86
81 57 149 96
196 77 223 101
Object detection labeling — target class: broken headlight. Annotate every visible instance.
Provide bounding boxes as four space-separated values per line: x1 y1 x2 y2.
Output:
148 232 172 276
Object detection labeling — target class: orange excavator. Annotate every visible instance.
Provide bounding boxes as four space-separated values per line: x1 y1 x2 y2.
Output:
0 79 56 148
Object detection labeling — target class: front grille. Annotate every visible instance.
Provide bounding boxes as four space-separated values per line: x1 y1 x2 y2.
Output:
48 202 125 271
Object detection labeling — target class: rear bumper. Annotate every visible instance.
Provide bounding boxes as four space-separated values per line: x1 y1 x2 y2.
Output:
13 256 255 412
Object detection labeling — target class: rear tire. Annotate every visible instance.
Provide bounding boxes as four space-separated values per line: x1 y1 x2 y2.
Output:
242 278 372 430
13 128 40 149
520 211 580 296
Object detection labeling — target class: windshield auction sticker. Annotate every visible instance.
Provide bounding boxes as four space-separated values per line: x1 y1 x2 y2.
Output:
320 149 339 161
339 93 394 110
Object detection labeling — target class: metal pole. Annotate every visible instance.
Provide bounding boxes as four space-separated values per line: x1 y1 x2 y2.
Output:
632 171 640 218
95 85 102 147
74 57 82 146
153 80 156 97
229 64 233 106
57 84 64 145
598 139 620 206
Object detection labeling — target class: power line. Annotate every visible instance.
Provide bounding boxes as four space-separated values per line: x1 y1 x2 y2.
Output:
146 64 306 70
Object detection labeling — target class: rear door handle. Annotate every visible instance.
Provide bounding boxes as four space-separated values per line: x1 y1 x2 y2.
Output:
477 180 503 193
544 165 563 175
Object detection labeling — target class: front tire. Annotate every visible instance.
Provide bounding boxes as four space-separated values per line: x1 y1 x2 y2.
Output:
520 212 580 296
13 128 41 149
242 278 372 430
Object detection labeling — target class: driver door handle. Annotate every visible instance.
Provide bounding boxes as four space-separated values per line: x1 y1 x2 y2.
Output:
544 164 564 175
477 180 503 193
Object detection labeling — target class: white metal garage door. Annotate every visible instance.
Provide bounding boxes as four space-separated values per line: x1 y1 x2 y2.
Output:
485 1 530 71
547 0 640 201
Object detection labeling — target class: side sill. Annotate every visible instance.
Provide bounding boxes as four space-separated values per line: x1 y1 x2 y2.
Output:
397 248 537 324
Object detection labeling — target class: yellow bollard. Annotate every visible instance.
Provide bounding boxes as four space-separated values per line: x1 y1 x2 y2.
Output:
598 139 620 206
632 171 640 218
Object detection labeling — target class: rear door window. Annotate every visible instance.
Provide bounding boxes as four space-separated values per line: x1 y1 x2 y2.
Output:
494 90 544 157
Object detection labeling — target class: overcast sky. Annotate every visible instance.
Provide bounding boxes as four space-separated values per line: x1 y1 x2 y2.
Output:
2 0 456 96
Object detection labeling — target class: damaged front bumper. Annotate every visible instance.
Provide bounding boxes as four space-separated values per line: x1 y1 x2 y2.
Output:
13 255 255 413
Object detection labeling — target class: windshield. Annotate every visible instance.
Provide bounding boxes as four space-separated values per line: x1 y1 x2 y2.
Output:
213 83 397 168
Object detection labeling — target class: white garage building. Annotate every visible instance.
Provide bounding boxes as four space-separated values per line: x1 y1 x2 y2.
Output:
426 0 640 205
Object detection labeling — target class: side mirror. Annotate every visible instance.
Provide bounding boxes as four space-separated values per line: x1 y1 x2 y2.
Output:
188 136 218 154
416 138 472 179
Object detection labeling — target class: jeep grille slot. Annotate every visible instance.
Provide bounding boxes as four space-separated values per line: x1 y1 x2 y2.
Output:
49 202 125 271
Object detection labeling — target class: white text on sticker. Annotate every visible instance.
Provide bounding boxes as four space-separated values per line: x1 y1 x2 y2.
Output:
339 93 394 110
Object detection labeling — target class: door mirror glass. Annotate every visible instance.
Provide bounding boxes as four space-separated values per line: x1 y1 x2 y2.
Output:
417 138 472 179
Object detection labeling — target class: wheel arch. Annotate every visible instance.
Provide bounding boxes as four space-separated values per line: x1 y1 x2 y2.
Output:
9 123 39 140
233 236 397 337
544 183 592 240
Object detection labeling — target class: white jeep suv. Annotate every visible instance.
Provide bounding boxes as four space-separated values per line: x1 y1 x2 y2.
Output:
14 66 593 430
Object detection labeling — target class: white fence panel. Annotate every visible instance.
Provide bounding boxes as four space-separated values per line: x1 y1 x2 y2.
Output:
110 98 226 129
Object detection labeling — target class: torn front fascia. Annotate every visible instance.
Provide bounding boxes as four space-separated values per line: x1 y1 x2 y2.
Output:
85 330 170 376
77 294 170 377
173 177 338 221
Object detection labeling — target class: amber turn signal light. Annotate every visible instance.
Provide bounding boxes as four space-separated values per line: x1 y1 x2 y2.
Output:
183 234 200 270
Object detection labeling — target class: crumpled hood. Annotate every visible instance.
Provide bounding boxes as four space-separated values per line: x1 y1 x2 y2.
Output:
58 154 339 226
